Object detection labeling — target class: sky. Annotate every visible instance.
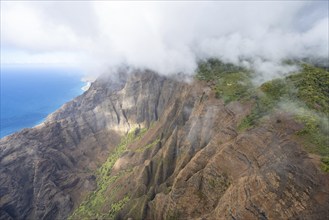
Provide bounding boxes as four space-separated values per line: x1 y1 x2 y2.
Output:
1 1 328 80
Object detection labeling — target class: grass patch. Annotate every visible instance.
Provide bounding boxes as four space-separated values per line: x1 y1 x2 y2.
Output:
196 59 253 103
237 78 292 131
208 173 230 190
195 58 246 81
135 137 160 153
321 157 329 172
106 195 130 219
69 127 148 219
215 72 253 103
167 209 181 220
295 109 329 156
196 59 329 171
287 64 329 114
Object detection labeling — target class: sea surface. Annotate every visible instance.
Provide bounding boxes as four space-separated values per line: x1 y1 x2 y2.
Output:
0 66 85 138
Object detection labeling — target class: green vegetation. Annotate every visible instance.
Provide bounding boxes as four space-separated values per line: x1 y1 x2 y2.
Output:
196 59 329 172
196 59 253 103
237 65 329 161
69 127 147 220
208 173 230 192
135 137 160 153
167 209 181 220
238 78 292 131
196 58 246 81
215 72 253 103
107 196 130 219
287 64 329 114
321 157 329 172
295 110 329 157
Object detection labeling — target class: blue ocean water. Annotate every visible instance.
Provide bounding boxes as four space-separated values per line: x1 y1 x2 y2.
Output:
0 66 85 138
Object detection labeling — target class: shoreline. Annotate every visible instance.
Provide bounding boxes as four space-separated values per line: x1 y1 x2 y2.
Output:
81 82 91 91
80 76 96 92
1 76 91 139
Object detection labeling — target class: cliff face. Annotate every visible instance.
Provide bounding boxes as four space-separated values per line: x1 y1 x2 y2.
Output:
0 69 328 220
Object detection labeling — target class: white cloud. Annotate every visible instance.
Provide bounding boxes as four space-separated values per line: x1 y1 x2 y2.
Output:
1 1 328 79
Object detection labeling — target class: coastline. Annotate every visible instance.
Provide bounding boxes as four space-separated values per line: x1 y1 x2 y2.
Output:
81 82 91 91
32 78 92 130
0 71 89 139
80 76 96 92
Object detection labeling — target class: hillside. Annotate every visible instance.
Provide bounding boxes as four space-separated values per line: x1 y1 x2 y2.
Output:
0 62 328 220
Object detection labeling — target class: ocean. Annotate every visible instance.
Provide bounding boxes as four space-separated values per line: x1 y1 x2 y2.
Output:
0 66 86 138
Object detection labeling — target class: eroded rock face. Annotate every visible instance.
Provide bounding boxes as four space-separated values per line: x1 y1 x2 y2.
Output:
0 70 181 219
106 78 329 220
1 70 328 220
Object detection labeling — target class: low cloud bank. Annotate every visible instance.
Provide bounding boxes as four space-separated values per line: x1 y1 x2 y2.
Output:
1 1 328 80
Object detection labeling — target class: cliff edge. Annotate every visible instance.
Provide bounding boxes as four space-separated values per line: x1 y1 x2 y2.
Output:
1 65 328 220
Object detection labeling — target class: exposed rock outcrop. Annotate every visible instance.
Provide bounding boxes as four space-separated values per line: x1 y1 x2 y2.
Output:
1 69 328 220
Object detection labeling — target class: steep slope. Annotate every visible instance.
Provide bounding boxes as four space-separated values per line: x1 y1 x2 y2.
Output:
0 70 183 219
1 67 329 220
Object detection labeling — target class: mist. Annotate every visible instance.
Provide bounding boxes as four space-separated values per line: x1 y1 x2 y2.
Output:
1 1 328 80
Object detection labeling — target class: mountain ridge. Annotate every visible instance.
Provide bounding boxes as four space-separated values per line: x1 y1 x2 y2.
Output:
1 64 329 219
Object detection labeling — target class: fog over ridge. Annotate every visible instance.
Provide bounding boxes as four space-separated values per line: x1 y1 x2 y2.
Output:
1 1 328 80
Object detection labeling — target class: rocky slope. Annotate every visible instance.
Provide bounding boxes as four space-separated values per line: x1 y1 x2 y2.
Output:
0 67 328 220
